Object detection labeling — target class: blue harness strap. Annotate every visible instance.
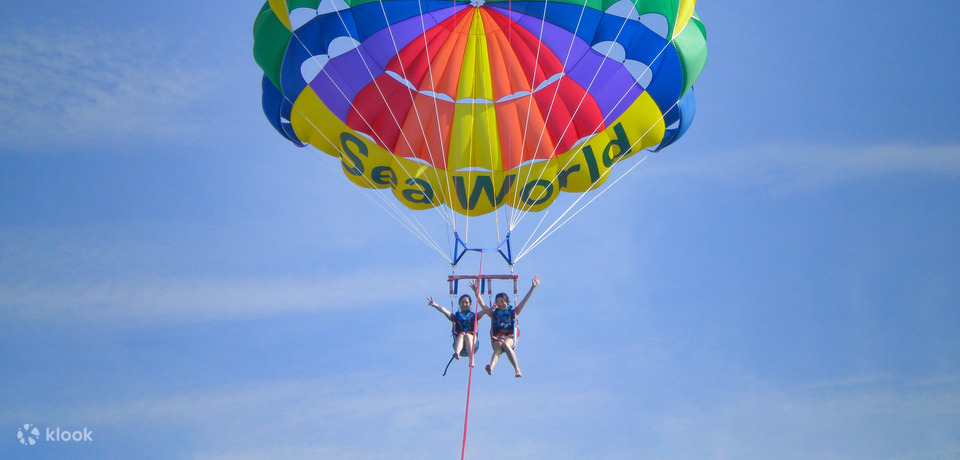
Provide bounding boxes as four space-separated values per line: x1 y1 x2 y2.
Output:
490 307 519 350
452 310 476 335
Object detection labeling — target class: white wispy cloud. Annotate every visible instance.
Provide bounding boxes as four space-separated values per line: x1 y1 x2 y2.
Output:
646 142 960 190
7 369 957 459
0 269 432 324
646 374 960 459
0 24 224 151
0 222 438 323
5 372 612 459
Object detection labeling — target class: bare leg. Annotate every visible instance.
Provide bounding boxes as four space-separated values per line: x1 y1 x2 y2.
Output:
464 333 476 367
501 337 521 377
453 333 465 359
488 339 505 374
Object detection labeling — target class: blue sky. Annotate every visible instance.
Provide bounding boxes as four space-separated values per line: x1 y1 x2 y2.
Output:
2 0 959 459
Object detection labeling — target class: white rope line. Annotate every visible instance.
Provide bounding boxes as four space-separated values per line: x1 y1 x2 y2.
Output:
448 0 463 241
381 0 466 255
380 0 459 229
271 3 693 265
479 6 504 249
280 16 453 261
463 7 478 250
296 141 452 262
519 208 550 255
500 1 518 235
510 0 589 223
514 94 684 262
294 128 449 261
447 1 679 257
512 3 626 227
515 154 649 261
511 7 680 230
440 0 461 255
512 0 551 230
316 3 459 232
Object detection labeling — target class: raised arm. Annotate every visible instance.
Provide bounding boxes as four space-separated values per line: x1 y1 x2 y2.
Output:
514 275 540 315
469 281 493 318
427 297 454 322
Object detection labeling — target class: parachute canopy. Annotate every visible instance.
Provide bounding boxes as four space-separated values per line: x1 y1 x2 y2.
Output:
254 0 707 216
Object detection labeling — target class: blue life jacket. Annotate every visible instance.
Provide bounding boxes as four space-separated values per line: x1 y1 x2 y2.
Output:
490 307 516 335
452 310 476 334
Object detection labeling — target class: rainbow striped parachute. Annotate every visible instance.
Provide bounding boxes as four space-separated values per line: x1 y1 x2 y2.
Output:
254 0 707 217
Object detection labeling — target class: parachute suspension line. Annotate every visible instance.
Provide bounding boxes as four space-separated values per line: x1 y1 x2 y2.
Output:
518 207 551 257
302 142 453 262
315 6 459 232
389 0 464 256
504 0 516 233
510 0 549 232
351 180 453 261
511 0 591 224
511 3 647 228
274 94 448 261
316 8 427 180
381 0 458 225
460 250 484 460
516 154 648 262
283 12 458 260
511 21 685 230
448 0 463 245
514 90 684 261
280 38 452 263
279 102 450 262
479 16 507 250
513 88 683 261
461 4 495 256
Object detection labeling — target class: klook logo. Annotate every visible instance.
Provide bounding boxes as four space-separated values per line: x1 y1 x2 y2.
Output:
16 424 93 445
17 424 40 446
45 427 93 442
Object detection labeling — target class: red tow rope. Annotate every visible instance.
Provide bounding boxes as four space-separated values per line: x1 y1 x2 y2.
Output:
460 250 483 460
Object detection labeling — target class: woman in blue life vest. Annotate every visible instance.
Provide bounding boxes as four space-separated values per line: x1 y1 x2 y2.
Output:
471 275 540 378
428 294 478 368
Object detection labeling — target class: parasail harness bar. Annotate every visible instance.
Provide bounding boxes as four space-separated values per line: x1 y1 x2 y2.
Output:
447 273 519 297
452 231 514 267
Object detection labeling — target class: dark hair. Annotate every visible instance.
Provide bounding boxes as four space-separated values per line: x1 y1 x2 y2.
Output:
459 294 472 304
495 293 509 304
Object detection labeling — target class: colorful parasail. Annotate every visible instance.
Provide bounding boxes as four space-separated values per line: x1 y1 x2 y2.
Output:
254 0 707 216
